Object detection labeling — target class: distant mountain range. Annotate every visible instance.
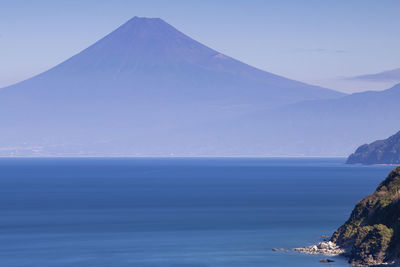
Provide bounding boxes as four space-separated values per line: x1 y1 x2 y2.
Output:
347 130 400 165
0 17 399 156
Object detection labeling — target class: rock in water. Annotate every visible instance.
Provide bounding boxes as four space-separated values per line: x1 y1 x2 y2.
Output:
320 258 335 263
331 167 400 266
295 241 344 256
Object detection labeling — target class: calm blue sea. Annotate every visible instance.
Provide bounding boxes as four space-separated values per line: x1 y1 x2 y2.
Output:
0 158 394 267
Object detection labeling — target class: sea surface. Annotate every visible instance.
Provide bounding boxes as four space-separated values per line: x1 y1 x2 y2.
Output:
0 158 395 267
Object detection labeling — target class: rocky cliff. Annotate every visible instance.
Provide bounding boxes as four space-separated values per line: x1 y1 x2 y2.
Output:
347 131 400 165
331 167 400 266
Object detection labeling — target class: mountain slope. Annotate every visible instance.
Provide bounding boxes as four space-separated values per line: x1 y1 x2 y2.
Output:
0 17 344 156
347 131 400 165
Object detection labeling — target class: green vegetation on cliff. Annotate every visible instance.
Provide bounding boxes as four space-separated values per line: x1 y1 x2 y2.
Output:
331 167 400 266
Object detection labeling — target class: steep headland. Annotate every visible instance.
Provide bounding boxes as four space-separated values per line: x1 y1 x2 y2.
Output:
331 167 400 266
347 131 400 165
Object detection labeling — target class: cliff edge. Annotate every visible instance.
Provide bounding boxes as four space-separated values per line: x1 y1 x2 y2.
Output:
331 167 400 266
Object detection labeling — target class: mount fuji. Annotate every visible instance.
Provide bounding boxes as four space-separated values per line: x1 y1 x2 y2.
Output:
0 17 346 156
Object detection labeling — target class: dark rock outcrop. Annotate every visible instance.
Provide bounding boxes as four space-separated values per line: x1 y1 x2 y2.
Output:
320 258 335 263
347 131 400 165
331 167 400 266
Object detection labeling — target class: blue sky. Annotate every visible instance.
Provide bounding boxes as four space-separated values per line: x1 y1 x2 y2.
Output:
1 0 399 93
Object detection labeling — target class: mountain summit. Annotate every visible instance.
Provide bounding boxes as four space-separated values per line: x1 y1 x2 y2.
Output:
0 17 344 156
1 16 342 107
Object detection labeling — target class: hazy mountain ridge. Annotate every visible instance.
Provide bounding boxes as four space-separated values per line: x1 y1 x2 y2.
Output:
211 83 400 156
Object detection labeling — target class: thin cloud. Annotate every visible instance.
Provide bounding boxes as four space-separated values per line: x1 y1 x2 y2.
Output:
348 68 400 81
295 48 347 54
